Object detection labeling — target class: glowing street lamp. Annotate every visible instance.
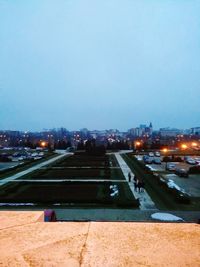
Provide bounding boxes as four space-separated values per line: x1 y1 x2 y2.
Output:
135 141 141 146
162 148 168 153
40 141 47 148
162 148 168 170
181 144 188 150
134 141 142 152
191 142 197 147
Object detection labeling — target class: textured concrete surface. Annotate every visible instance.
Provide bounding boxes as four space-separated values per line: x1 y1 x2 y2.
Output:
0 211 200 267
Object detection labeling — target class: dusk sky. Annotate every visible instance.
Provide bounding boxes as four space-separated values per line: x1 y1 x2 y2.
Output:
0 0 200 131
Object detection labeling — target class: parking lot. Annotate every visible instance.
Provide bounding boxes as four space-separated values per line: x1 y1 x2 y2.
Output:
136 153 200 198
136 154 200 172
162 173 200 197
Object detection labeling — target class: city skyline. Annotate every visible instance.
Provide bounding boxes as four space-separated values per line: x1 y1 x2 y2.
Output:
0 0 200 131
0 123 200 133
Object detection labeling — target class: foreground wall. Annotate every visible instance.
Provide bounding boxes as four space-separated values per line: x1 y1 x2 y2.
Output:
0 211 200 267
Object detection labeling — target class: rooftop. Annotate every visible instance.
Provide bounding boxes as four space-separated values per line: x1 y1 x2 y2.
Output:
0 211 200 266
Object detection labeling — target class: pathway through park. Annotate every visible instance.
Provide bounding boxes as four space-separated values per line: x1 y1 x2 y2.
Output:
114 152 157 210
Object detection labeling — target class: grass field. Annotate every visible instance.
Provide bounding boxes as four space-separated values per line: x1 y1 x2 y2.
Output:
0 152 139 208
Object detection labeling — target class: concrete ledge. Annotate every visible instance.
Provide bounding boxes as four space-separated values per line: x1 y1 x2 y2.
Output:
0 211 44 230
0 212 200 266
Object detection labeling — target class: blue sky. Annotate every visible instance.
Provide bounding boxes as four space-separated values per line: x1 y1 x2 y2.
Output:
0 0 200 131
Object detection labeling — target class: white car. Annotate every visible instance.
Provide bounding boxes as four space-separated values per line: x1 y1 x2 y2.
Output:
148 152 154 157
155 151 161 157
186 159 196 165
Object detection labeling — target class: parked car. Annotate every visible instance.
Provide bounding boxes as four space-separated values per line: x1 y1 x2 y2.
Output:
153 158 161 164
148 152 154 157
155 151 160 157
175 168 189 178
144 157 153 164
186 158 196 165
143 155 148 161
166 163 176 171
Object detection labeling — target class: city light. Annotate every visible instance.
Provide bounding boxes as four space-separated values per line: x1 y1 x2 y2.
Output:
40 141 47 147
135 141 141 146
181 144 188 150
191 142 197 147
162 148 168 153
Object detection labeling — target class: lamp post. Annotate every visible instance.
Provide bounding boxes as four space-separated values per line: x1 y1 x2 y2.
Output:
134 141 141 153
163 148 168 170
40 141 47 149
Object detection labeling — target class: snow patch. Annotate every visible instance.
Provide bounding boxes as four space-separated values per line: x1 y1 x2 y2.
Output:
167 179 186 194
159 177 165 182
110 185 119 197
151 212 184 221
146 165 157 171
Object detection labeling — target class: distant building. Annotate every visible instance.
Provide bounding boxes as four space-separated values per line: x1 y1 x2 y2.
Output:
159 127 182 137
128 122 153 137
149 122 153 135
190 127 200 135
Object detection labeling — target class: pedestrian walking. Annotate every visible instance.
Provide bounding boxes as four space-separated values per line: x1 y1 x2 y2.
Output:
134 180 138 191
137 180 142 193
128 172 131 182
140 180 145 192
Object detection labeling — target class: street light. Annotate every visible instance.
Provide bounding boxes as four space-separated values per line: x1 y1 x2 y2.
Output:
181 144 187 150
40 141 47 148
162 148 168 170
134 141 141 152
191 142 197 147
136 141 141 146
163 148 168 153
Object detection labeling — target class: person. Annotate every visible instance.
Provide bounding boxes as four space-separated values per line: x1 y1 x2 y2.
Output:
140 180 145 192
137 180 142 193
128 172 131 182
133 175 138 191
134 179 138 191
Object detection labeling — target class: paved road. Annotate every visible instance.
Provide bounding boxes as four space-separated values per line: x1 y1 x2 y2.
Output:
114 153 157 210
0 152 72 186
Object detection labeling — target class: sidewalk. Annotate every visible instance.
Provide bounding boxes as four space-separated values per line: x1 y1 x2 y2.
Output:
114 153 157 210
0 152 72 186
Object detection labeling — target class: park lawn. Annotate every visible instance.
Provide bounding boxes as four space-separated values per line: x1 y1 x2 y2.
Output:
0 152 139 208
56 154 109 167
0 180 138 208
20 168 107 180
